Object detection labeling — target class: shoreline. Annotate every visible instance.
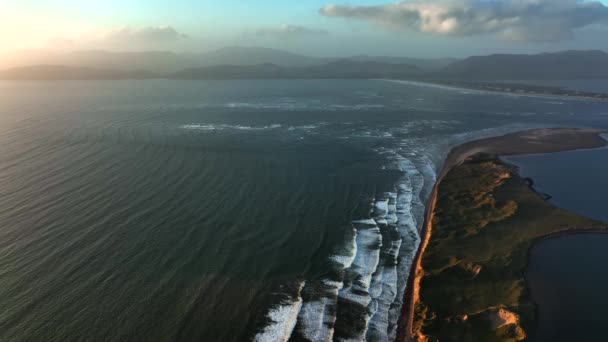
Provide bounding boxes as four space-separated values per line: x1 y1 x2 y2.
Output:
382 79 608 102
395 127 608 342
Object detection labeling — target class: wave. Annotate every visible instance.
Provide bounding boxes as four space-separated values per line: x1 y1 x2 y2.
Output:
297 280 342 342
248 137 437 342
226 102 386 111
251 123 537 341
287 123 328 131
290 144 434 341
181 124 282 131
340 219 383 308
182 123 332 132
254 282 305 342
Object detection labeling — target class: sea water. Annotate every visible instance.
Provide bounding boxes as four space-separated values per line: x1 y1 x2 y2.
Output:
1 79 608 341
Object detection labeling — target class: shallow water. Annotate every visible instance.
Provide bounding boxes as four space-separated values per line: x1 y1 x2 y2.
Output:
505 147 608 222
527 234 608 342
1 79 608 341
507 147 608 341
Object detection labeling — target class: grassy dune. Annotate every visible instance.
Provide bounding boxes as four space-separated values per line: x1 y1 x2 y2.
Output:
413 153 607 341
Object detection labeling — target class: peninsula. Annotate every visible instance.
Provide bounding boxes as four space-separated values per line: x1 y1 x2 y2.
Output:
398 128 608 342
424 80 608 102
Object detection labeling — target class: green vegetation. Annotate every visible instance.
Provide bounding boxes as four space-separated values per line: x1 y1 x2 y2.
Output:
413 153 607 342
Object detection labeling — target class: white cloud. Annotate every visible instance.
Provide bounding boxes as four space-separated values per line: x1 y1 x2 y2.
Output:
99 26 188 44
320 0 608 42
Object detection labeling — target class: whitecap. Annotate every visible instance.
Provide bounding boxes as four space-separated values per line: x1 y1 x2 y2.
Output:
181 123 282 131
254 282 305 342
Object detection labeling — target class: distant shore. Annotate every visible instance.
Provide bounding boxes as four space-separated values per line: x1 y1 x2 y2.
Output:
396 127 608 342
384 79 608 102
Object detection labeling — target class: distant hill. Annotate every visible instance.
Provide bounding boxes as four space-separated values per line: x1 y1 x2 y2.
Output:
5 50 608 81
0 60 423 80
198 46 321 67
172 63 285 79
348 55 459 71
0 65 156 80
441 50 608 80
170 60 422 79
0 47 455 73
0 50 186 73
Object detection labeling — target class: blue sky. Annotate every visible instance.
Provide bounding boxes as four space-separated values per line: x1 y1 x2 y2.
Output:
2 0 608 57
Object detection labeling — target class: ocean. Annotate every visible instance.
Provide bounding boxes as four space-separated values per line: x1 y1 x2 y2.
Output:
1 79 608 342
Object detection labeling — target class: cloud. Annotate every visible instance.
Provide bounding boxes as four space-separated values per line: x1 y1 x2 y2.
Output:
100 26 188 44
320 0 608 42
254 25 329 38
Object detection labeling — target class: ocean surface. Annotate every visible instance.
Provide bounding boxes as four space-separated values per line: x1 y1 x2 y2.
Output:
527 234 608 342
1 79 608 342
506 146 608 222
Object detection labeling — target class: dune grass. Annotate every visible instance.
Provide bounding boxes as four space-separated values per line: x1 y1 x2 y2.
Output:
413 153 607 342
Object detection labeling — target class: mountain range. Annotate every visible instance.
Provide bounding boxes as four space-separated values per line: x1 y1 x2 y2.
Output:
0 46 456 73
2 48 608 81
442 50 608 80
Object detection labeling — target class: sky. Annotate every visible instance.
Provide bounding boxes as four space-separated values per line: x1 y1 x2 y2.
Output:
2 0 608 58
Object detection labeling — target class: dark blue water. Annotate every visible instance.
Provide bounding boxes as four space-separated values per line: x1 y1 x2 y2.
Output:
505 146 608 222
507 147 608 341
527 234 608 342
1 79 608 342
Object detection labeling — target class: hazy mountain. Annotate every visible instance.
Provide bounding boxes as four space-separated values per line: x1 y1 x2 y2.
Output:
1 50 191 73
441 50 608 80
171 60 422 79
0 60 422 80
299 60 422 78
348 55 459 71
0 65 156 80
5 50 608 81
172 63 285 79
1 47 454 73
198 47 322 67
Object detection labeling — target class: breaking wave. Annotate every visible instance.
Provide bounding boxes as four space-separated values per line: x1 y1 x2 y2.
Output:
251 123 531 341
254 282 306 342
181 124 283 131
269 134 438 341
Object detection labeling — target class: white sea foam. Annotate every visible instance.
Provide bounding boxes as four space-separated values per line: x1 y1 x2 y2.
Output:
297 226 357 341
298 299 336 342
223 102 387 111
297 278 346 342
340 223 383 306
181 124 217 131
330 104 386 110
264 125 526 341
288 143 435 342
287 125 319 131
254 282 305 342
367 194 403 340
330 227 358 269
181 123 282 131
374 198 389 217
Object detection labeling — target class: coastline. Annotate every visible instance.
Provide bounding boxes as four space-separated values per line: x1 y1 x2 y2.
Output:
396 127 608 342
382 79 608 102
